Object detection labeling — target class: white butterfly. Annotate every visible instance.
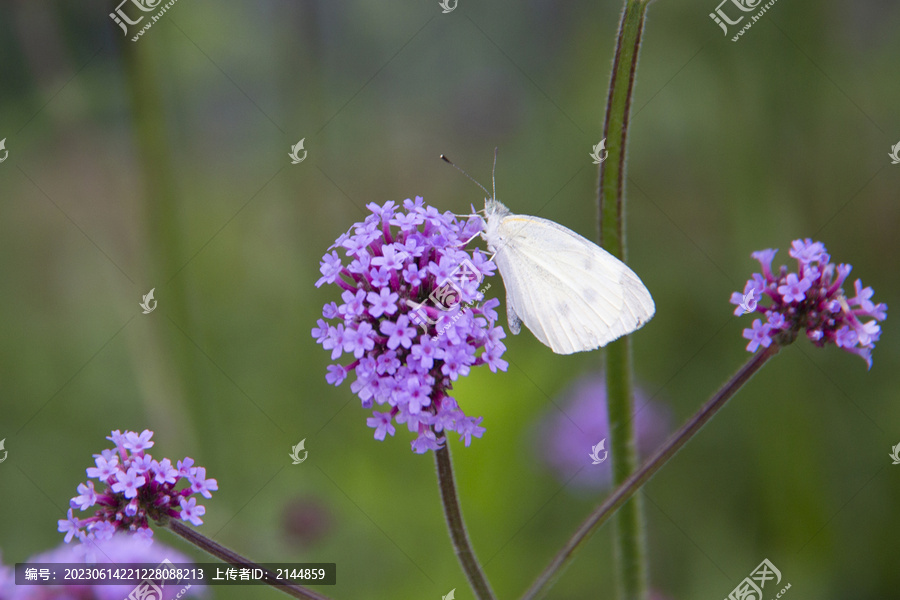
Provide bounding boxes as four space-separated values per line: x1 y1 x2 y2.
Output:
443 152 655 354
481 198 655 354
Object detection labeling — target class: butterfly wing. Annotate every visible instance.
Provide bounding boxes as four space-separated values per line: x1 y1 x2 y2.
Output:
491 214 654 354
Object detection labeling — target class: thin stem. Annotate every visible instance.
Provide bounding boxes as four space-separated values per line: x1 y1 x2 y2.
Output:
434 440 497 600
598 0 647 253
521 345 781 600
166 519 333 600
606 341 644 600
597 1 652 599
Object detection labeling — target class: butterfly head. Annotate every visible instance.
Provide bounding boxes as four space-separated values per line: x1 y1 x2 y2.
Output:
484 197 509 218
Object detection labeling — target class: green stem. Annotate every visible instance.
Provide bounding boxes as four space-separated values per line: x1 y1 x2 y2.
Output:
606 341 644 600
166 520 334 600
521 345 781 600
599 1 647 253
434 440 497 600
598 2 651 599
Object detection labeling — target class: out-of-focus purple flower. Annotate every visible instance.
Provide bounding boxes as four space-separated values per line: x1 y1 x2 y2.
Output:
729 239 887 368
59 429 217 544
538 374 671 490
312 198 507 453
0 534 204 600
0 551 12 600
281 496 334 549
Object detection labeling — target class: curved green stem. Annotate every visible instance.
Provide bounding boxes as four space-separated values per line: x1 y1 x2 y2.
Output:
434 440 497 600
597 1 652 599
520 345 781 600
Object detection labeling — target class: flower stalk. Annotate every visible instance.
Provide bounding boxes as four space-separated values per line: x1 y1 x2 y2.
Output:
520 344 780 600
435 440 497 600
597 1 652 599
167 519 334 600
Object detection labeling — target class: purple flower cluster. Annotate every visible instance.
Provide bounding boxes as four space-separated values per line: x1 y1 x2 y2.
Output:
312 198 508 453
730 239 887 367
58 430 217 544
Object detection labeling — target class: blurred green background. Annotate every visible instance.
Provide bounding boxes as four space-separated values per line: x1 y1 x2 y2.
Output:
1 0 898 598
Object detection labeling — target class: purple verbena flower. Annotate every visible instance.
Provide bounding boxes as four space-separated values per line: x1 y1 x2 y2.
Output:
777 273 811 304
71 481 97 511
730 239 887 368
2 533 205 600
0 553 11 600
86 454 118 480
58 509 82 543
179 497 205 527
313 198 507 453
112 467 146 499
189 466 219 499
380 315 416 349
538 373 671 490
367 288 399 319
366 411 396 441
59 429 217 544
152 458 179 485
742 319 773 353
316 250 343 287
123 429 154 452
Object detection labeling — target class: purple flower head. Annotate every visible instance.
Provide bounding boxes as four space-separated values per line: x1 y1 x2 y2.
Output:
59 429 217 544
538 374 671 490
730 239 887 368
313 198 507 453
5 533 205 600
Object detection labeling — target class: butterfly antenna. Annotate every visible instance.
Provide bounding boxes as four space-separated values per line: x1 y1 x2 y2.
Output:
441 154 492 200
491 147 498 201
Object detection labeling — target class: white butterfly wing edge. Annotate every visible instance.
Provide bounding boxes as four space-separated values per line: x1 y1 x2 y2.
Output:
486 203 654 354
